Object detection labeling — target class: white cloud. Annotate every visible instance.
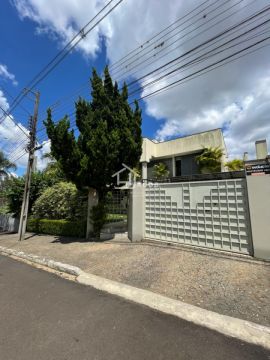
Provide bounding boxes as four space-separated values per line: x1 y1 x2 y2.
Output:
0 90 51 171
35 139 51 171
0 64 18 86
0 91 29 168
12 0 270 160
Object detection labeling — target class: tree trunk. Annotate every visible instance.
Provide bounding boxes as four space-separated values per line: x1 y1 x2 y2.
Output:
86 188 99 239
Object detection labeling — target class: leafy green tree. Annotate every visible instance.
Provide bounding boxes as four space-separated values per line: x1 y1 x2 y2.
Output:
0 150 16 176
32 182 87 220
225 159 244 171
5 171 62 217
42 152 66 181
44 66 142 238
153 162 169 180
196 147 224 173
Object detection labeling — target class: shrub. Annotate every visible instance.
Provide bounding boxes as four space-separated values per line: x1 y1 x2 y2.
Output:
225 159 244 171
27 218 86 238
32 182 87 220
153 162 169 179
196 147 224 173
5 171 64 217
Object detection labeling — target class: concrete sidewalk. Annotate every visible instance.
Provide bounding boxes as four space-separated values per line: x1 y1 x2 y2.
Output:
1 232 269 327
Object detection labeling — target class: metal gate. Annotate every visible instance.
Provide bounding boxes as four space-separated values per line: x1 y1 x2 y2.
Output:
144 179 252 254
104 189 128 233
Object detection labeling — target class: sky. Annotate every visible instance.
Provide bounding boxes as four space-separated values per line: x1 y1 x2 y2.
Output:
0 0 270 176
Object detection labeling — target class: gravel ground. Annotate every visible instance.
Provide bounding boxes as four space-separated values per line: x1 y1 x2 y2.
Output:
1 232 269 327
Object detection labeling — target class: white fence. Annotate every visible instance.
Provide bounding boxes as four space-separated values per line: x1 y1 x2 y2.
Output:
128 178 253 255
144 179 252 254
0 214 19 233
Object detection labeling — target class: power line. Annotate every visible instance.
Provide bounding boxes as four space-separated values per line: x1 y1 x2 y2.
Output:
32 0 245 121
137 36 270 101
109 0 215 71
36 33 270 147
7 1 270 162
0 86 31 116
127 19 270 97
0 0 125 123
33 0 261 123
112 0 257 81
35 5 270 136
14 15 270 152
0 104 30 138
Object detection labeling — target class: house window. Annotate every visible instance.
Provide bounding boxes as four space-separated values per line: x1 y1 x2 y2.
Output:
175 159 182 176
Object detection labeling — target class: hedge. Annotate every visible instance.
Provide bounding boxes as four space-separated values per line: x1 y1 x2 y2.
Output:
27 218 86 238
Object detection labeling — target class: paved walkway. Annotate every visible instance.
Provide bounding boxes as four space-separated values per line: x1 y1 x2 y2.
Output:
1 255 269 360
1 232 270 327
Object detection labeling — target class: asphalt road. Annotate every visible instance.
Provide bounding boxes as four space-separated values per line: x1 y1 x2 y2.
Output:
0 255 269 360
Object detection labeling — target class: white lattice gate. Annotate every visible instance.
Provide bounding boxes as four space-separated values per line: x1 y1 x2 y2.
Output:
144 179 252 254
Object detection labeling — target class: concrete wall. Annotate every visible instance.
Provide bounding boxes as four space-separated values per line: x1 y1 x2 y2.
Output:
140 129 227 164
246 174 270 260
0 215 19 233
143 179 252 255
128 184 145 242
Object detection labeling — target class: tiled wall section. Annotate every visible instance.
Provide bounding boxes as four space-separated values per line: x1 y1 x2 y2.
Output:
144 179 252 254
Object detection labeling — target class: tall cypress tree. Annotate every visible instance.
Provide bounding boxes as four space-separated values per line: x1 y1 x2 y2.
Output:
44 66 142 238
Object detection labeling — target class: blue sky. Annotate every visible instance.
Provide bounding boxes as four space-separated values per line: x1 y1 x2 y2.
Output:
0 1 160 131
0 1 161 175
0 0 270 176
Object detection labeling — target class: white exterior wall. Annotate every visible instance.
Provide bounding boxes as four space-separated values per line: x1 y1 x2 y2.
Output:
246 174 270 260
140 129 227 164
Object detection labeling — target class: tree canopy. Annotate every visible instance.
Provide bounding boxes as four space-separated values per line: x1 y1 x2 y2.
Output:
153 162 169 180
44 66 142 237
196 146 224 173
45 66 142 198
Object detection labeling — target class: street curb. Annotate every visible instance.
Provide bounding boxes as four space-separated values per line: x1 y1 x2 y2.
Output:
77 272 270 350
1 245 270 350
0 246 82 276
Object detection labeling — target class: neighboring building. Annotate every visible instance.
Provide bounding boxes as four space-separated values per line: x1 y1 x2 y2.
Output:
244 139 270 175
140 128 227 180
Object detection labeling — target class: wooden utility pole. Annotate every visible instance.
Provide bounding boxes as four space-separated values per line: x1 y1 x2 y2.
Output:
18 91 40 241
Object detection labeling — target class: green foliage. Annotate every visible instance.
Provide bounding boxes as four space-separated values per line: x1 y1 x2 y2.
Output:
44 66 142 237
27 218 86 238
153 162 169 179
106 213 127 223
225 159 244 171
0 150 16 176
196 147 224 173
45 66 142 192
5 171 62 217
32 182 87 220
90 202 107 238
42 152 67 181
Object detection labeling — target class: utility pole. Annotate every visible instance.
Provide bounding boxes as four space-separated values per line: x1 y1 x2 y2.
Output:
18 90 40 241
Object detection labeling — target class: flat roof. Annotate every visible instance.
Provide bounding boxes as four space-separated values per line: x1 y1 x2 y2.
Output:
143 128 223 144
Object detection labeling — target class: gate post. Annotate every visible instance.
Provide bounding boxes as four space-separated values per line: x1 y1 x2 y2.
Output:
128 183 145 242
246 173 270 260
